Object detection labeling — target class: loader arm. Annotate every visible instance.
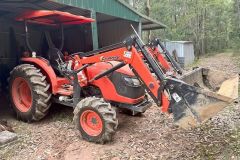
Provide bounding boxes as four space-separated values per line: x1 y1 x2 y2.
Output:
147 46 172 72
150 39 183 75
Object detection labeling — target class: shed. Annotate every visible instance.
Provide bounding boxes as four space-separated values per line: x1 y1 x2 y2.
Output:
52 0 167 49
0 0 166 50
165 41 195 67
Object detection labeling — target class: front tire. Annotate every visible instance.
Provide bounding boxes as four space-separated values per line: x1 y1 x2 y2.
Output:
73 97 118 144
9 64 52 122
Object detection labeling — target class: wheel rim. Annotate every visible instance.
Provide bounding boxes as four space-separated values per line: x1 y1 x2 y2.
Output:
12 77 32 112
80 110 103 136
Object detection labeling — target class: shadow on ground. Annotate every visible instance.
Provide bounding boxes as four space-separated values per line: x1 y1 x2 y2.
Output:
0 91 73 123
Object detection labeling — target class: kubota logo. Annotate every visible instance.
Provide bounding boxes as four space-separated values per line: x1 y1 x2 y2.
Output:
100 56 119 61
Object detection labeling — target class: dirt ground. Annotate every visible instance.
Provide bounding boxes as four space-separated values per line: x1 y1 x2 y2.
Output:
0 53 240 160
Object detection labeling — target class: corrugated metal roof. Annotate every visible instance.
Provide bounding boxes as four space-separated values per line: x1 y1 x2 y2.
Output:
53 0 166 29
0 0 166 30
169 41 193 44
117 0 167 30
54 0 139 22
36 1 90 16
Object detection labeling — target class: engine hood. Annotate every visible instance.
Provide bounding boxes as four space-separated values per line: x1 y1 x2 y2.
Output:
87 61 135 77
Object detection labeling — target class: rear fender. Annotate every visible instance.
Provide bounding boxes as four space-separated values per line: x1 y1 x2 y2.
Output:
21 57 58 94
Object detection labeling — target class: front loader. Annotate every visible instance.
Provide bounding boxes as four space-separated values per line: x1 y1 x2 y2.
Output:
8 10 238 144
147 38 183 76
74 35 238 129
146 38 239 110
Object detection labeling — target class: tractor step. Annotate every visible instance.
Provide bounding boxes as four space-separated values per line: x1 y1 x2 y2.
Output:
117 98 152 115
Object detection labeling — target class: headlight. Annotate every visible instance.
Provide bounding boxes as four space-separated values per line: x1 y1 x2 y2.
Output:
123 77 141 87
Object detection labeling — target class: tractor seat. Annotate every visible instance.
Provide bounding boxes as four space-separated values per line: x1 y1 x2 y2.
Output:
47 47 65 75
44 31 68 76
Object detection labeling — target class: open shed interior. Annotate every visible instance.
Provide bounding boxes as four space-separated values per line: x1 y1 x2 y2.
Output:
0 12 138 63
0 9 94 89
97 13 138 48
0 15 138 87
0 17 93 59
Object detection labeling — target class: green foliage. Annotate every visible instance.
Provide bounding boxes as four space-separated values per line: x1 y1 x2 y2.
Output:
127 0 240 55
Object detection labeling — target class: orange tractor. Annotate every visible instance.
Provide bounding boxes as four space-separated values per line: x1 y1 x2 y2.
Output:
9 10 238 143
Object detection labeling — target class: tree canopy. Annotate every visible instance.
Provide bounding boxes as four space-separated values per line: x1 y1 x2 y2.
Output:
125 0 240 56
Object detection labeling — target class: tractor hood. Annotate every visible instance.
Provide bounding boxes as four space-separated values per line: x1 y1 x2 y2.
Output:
87 61 134 77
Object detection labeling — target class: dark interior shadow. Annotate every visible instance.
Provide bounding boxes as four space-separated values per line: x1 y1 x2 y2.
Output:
0 91 73 123
0 92 15 119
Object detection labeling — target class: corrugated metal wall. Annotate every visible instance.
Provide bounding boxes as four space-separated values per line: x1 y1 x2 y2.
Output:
58 25 93 53
98 19 138 47
0 19 44 88
0 19 44 61
54 0 139 22
183 43 195 65
165 42 183 57
165 41 195 67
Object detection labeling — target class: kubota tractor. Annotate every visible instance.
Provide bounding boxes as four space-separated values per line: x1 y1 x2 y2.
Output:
9 10 238 144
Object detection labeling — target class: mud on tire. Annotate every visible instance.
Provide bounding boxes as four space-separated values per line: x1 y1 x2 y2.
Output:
73 97 118 144
9 64 52 122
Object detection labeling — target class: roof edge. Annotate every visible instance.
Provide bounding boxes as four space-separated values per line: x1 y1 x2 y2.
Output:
117 0 167 29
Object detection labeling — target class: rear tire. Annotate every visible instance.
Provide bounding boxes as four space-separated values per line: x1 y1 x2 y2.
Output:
9 64 52 122
73 97 118 144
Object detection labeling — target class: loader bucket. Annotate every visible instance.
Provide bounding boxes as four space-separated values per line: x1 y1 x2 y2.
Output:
168 68 239 129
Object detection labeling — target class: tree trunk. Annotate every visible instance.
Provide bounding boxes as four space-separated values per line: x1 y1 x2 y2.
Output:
174 0 177 25
237 0 240 28
201 7 206 55
145 0 151 41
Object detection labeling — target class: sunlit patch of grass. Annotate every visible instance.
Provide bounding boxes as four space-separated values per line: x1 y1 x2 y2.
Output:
221 128 240 159
229 128 240 154
0 139 22 159
231 51 240 69
232 52 240 57
195 126 240 159
0 122 32 160
186 58 200 69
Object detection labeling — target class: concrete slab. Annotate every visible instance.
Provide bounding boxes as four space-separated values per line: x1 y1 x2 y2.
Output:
0 131 17 145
